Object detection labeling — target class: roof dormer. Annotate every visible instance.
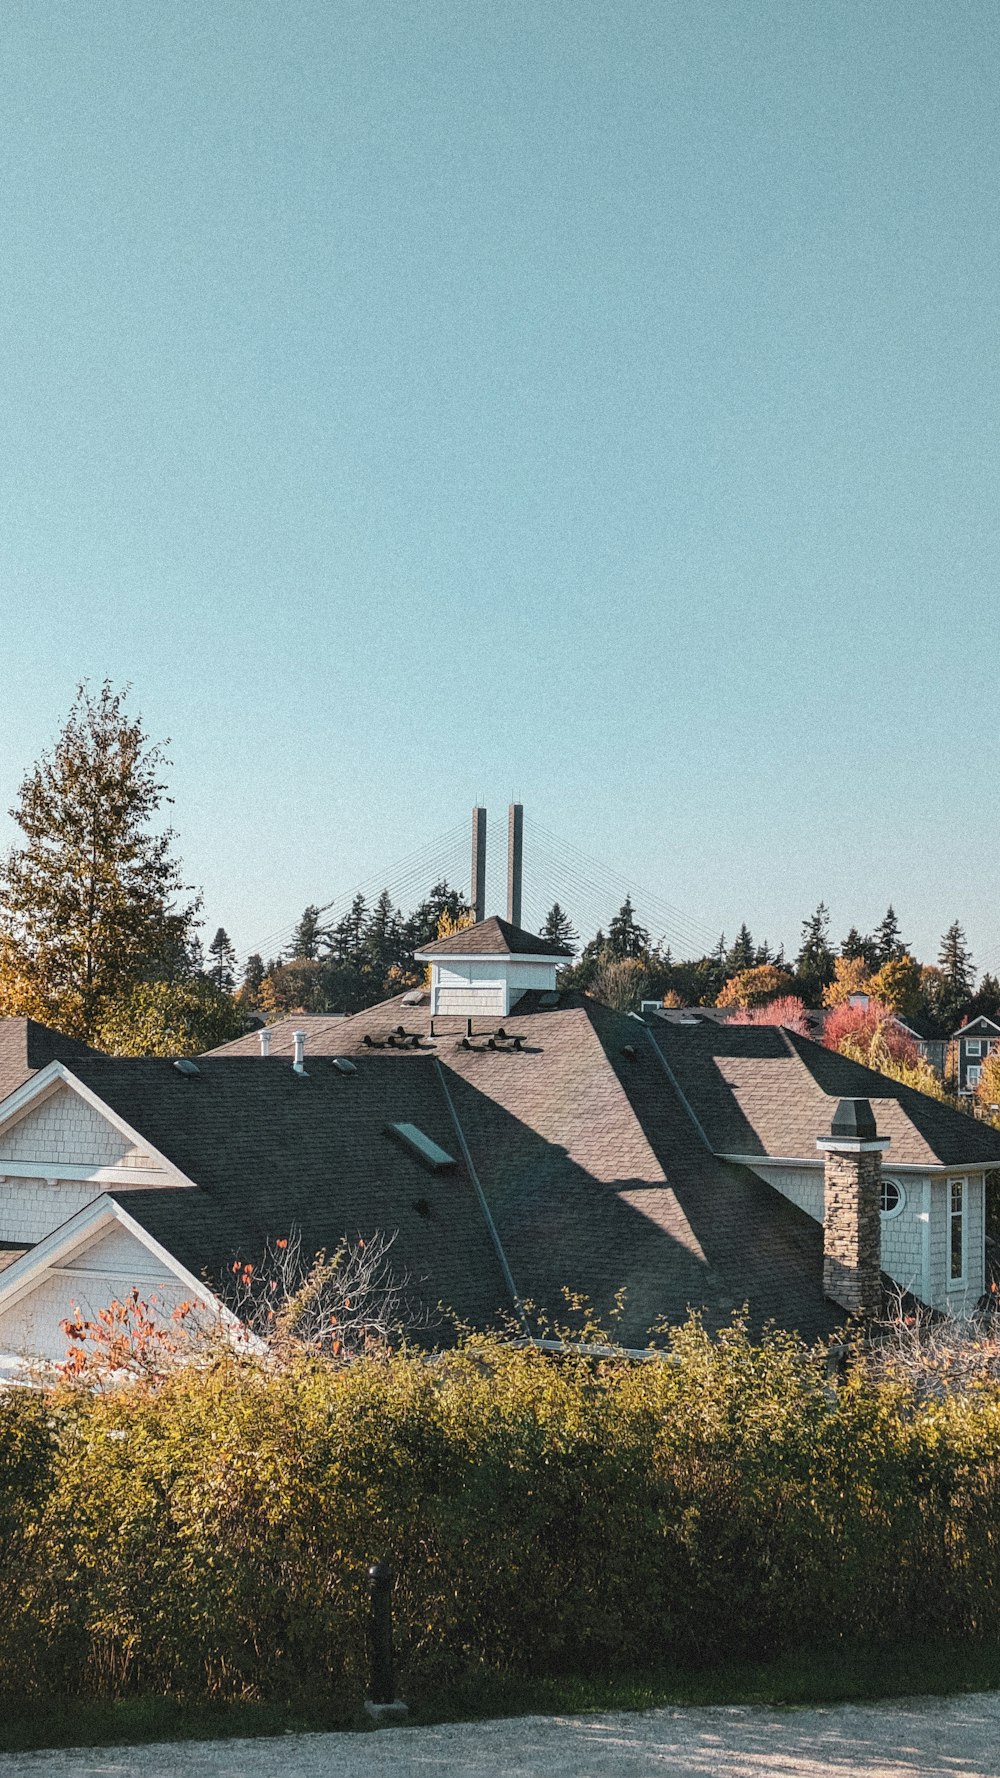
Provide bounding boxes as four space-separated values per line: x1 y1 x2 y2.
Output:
414 916 572 1018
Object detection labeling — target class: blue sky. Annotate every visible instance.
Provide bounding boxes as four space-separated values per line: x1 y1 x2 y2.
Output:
0 1 997 970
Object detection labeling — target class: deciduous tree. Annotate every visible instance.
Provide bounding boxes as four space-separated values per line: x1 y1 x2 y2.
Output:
0 682 199 1037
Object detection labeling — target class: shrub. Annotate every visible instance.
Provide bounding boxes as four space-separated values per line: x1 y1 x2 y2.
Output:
3 1320 1000 1708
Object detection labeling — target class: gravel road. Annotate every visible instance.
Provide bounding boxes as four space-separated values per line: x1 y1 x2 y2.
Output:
0 1693 997 1777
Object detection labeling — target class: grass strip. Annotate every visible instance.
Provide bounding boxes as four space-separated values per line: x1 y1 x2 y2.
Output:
2 1641 998 1753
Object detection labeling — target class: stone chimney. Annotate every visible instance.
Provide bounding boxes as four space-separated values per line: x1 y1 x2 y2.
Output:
816 1098 889 1319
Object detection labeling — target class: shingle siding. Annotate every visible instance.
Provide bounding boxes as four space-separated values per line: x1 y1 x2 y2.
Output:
0 1180 100 1246
0 1090 153 1171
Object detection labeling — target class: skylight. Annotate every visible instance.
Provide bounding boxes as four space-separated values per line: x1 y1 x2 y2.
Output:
387 1123 457 1172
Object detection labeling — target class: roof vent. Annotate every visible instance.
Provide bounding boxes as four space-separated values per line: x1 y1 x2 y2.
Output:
413 1196 432 1218
259 1029 271 1058
401 990 425 1006
292 1030 308 1076
622 1045 637 1061
830 1098 878 1142
331 1057 357 1075
387 1123 457 1172
173 1058 200 1077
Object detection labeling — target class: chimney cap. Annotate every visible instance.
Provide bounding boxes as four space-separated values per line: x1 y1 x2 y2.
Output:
830 1098 878 1141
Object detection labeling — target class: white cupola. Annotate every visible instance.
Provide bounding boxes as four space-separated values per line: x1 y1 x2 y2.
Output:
414 916 573 1019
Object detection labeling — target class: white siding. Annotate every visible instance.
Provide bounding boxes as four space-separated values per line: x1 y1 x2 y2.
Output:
0 1179 100 1246
0 1226 185 1364
746 1161 824 1221
437 986 506 1015
430 957 558 1016
748 1160 940 1306
0 1089 154 1171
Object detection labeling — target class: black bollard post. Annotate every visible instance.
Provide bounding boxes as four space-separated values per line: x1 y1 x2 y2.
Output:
364 1560 408 1723
368 1561 395 1705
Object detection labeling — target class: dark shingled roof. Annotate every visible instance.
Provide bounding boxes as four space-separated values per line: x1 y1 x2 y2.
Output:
647 1018 1000 1169
207 990 841 1342
0 1019 103 1104
17 990 990 1350
415 915 573 959
67 1053 510 1339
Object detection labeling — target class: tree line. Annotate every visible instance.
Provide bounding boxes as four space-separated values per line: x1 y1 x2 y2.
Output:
0 684 993 1055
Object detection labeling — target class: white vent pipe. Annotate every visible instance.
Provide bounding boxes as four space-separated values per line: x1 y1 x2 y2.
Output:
293 1030 307 1074
259 1028 271 1057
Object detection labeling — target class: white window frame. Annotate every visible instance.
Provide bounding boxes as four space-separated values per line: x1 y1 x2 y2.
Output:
880 1175 906 1221
949 1178 966 1285
966 1039 984 1059
967 1064 982 1087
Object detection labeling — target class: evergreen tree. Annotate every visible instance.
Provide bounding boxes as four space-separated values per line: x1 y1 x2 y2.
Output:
363 889 406 982
328 893 368 962
241 953 266 999
288 904 327 961
540 903 578 953
794 902 836 1002
966 971 1000 1024
0 681 200 1037
873 906 907 966
402 880 469 952
206 927 237 993
938 921 975 998
607 896 650 960
725 923 755 974
841 926 879 970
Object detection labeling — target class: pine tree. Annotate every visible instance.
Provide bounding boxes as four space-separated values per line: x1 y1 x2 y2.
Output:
241 953 265 999
938 921 975 997
841 926 879 970
402 880 469 952
288 904 327 961
329 894 369 962
794 902 836 1002
607 896 650 960
206 927 238 993
363 889 405 982
0 681 199 1036
725 924 755 974
873 906 907 966
540 903 578 953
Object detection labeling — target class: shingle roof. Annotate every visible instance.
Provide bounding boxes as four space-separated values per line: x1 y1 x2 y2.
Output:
206 1014 348 1057
234 990 840 1342
647 1018 1000 1169
66 1053 510 1339
415 915 573 959
0 1019 103 1104
21 991 989 1349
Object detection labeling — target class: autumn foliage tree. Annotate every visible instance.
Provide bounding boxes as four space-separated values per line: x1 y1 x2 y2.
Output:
727 996 810 1034
716 964 796 1010
0 683 200 1039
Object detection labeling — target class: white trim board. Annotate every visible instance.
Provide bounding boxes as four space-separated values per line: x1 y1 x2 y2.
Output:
0 1196 264 1353
0 1161 182 1187
0 1063 199 1190
721 1152 1000 1175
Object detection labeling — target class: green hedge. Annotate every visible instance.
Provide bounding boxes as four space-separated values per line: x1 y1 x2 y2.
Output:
2 1318 1000 1708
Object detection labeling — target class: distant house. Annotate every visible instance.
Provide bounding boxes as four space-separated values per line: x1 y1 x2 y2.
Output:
0 926 997 1371
952 1016 1000 1098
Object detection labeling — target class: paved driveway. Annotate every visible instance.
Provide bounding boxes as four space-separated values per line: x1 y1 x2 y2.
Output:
0 1694 997 1777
